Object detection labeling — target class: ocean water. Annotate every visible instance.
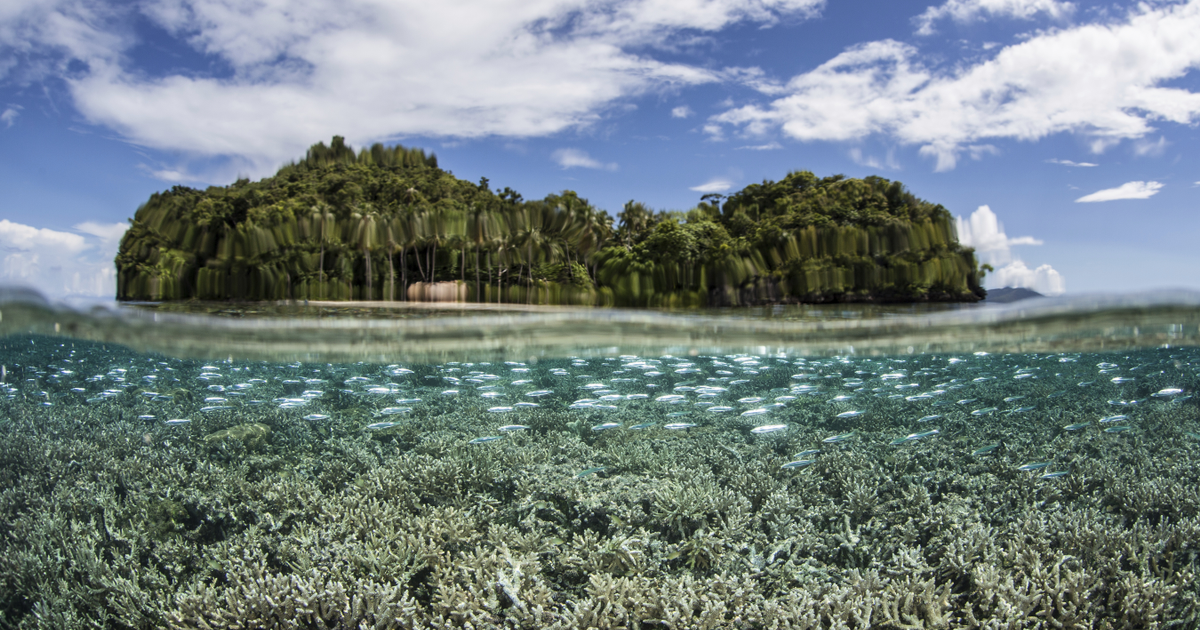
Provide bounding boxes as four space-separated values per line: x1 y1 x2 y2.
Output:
2 288 1199 629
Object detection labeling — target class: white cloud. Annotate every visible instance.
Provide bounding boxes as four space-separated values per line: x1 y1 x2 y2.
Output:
711 2 1200 171
1046 158 1097 167
1133 135 1168 157
1075 180 1163 202
955 206 1063 295
736 141 782 150
991 260 1066 295
1 105 20 127
74 220 128 247
914 0 1074 36
849 147 899 170
1 0 824 175
690 178 734 193
0 219 124 298
671 105 694 118
955 205 1042 266
552 148 617 171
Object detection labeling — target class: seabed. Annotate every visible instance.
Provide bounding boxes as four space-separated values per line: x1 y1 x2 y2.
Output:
1 331 1199 629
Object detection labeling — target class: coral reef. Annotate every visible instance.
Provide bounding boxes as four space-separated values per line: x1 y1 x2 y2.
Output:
0 334 1198 628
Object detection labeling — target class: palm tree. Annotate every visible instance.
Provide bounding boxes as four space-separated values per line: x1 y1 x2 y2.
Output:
355 211 379 300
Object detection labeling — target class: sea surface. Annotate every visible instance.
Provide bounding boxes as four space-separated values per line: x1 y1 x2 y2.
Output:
1 287 1199 629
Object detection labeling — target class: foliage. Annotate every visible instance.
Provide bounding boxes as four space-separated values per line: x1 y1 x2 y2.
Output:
116 138 984 305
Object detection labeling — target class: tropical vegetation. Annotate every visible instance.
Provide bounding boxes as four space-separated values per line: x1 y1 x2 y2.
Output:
116 137 985 305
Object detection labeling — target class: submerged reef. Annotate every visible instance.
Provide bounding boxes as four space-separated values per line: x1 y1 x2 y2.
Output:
0 335 1198 628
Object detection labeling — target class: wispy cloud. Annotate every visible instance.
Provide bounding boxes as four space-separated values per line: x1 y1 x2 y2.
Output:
1075 180 1163 202
712 2 1200 171
1133 135 1168 157
671 105 694 119
849 147 899 170
552 148 618 171
1 105 20 127
914 0 1074 36
1046 158 1097 167
736 142 782 150
690 178 734 193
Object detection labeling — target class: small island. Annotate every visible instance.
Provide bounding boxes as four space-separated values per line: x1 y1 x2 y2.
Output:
116 137 985 305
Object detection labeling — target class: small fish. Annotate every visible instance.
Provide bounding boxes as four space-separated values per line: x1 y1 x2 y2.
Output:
1184 432 1200 440
823 432 854 443
1003 395 1025 402
366 421 400 430
1099 414 1127 423
487 406 514 413
379 407 412 415
707 406 734 413
1152 388 1183 398
629 422 656 430
665 412 690 417
591 422 621 431
918 415 942 423
1062 422 1091 431
138 415 156 420
576 466 606 478
664 422 696 430
1018 462 1052 472
893 429 939 445
794 449 820 458
164 419 191 426
1007 406 1036 414
781 460 814 469
1047 391 1067 399
513 402 540 408
199 405 232 412
303 414 330 421
498 425 529 432
972 443 1001 456
1171 395 1193 403
1103 425 1132 434
836 410 863 418
1111 377 1135 384
956 398 977 405
1040 469 1071 479
971 407 998 417
751 424 788 434
741 408 769 416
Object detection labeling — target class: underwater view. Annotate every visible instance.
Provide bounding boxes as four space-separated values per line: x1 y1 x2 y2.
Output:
2 291 1200 629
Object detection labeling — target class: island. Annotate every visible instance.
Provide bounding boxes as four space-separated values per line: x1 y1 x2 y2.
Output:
116 137 986 306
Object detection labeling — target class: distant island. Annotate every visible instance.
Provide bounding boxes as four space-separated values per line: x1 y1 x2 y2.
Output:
116 137 986 306
983 287 1045 303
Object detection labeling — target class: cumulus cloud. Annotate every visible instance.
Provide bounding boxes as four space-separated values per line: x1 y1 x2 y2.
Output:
711 2 1200 171
0 0 824 175
914 0 1074 36
1046 158 1097 167
0 219 126 298
552 148 617 171
690 178 734 193
955 205 1063 294
671 105 694 118
991 260 1066 295
955 205 1041 266
1075 180 1163 202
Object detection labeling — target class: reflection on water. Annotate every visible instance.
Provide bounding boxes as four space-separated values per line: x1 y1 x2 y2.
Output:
2 285 1200 627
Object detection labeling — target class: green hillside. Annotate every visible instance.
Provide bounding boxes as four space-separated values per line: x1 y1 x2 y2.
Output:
116 137 985 306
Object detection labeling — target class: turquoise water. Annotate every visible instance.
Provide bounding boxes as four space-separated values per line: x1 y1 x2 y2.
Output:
1 289 1199 628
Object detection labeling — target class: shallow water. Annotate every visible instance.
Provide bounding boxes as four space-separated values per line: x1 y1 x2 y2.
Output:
2 288 1199 628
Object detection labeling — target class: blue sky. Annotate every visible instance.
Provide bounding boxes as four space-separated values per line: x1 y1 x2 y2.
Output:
2 0 1199 299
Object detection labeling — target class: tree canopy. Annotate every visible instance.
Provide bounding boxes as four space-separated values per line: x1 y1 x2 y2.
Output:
116 137 985 305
